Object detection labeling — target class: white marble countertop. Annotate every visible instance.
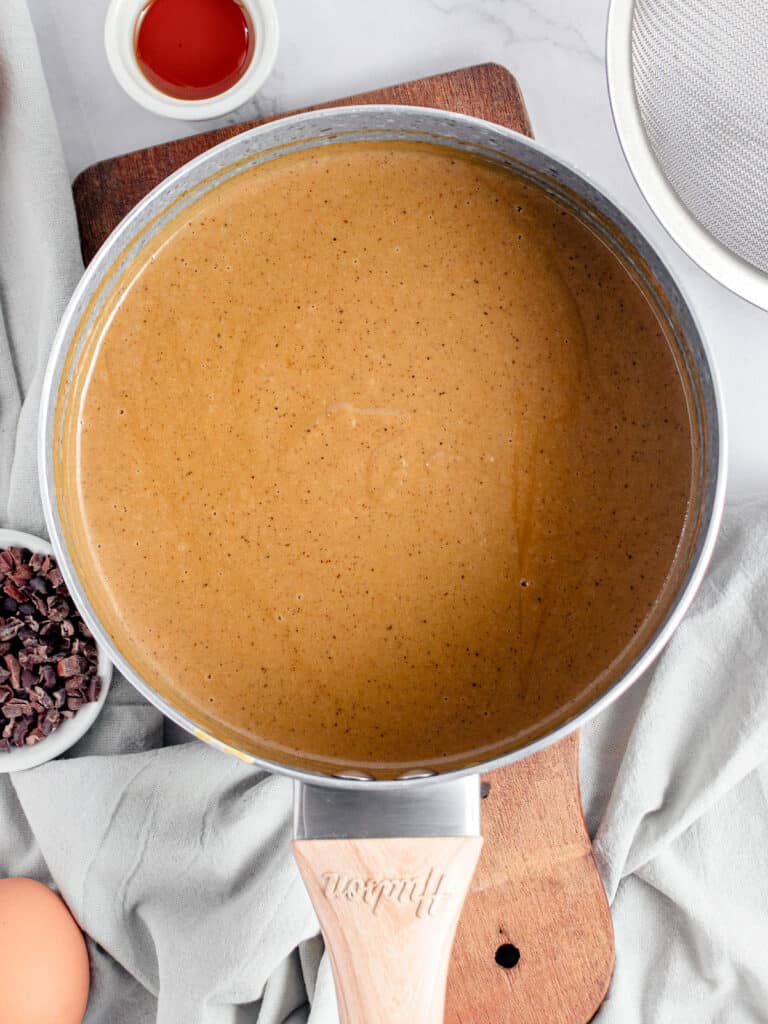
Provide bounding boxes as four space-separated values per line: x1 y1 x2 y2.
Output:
28 0 768 502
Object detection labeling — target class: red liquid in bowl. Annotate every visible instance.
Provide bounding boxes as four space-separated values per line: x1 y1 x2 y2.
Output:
135 0 254 101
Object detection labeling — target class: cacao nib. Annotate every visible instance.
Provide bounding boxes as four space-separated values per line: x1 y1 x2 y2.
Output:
4 654 21 687
0 545 102 752
3 581 26 604
4 698 32 718
32 686 53 710
46 595 70 621
28 576 49 595
39 665 57 689
0 619 22 641
42 709 61 734
64 679 86 699
13 718 31 745
18 650 47 669
47 568 64 589
57 655 87 678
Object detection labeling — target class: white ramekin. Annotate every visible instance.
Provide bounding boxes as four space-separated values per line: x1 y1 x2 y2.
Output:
104 0 279 121
0 529 113 773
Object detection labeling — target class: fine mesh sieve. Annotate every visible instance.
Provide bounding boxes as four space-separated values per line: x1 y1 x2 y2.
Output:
607 0 768 309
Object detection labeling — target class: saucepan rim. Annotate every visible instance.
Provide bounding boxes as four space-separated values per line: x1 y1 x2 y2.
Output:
39 104 727 790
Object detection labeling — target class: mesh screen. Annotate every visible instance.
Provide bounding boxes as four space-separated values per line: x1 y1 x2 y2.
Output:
632 0 768 272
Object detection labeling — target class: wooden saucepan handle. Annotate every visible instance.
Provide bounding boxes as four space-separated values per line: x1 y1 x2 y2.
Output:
293 836 483 1023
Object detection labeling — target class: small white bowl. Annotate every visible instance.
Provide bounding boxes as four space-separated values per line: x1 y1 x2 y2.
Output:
104 0 279 121
0 529 113 773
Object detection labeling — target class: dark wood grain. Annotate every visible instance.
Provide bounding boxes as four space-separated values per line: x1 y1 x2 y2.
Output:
73 63 530 265
72 63 613 1023
450 734 615 1023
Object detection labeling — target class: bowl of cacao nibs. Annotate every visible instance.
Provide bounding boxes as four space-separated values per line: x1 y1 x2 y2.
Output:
0 529 112 771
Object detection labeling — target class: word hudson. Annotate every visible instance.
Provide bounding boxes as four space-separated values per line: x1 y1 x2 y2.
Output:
320 868 451 918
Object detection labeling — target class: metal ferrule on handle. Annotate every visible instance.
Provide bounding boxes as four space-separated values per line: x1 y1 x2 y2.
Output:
293 777 482 1022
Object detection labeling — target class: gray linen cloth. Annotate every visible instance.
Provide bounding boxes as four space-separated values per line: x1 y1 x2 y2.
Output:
2 2 768 1021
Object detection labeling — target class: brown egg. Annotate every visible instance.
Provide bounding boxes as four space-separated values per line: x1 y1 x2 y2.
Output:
0 877 90 1024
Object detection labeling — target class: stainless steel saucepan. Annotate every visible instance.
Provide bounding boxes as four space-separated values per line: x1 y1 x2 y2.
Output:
39 106 725 1022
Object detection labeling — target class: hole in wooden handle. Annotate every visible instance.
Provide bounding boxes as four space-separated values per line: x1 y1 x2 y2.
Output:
495 942 521 969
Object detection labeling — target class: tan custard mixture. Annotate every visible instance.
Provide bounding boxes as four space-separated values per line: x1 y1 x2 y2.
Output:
60 142 694 776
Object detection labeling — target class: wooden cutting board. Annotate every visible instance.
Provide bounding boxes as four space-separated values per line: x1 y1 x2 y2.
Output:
72 63 614 1023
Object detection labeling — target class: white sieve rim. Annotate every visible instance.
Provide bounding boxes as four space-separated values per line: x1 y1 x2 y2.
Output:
606 0 768 311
